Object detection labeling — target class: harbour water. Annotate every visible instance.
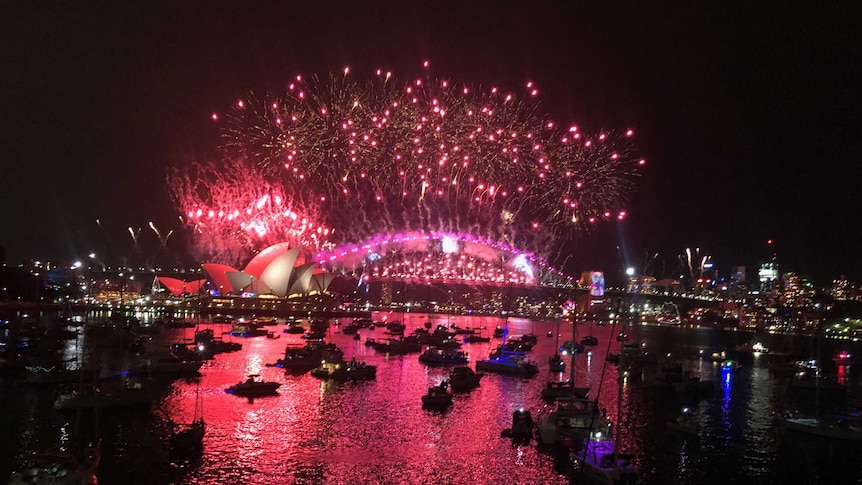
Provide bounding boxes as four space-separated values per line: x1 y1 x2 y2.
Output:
2 313 861 484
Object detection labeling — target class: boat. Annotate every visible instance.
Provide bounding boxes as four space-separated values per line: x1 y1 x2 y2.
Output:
833 351 852 365
580 335 599 347
228 323 268 338
548 353 566 373
570 437 640 484
560 340 585 356
448 366 484 392
194 328 242 356
169 418 205 458
370 336 423 354
53 381 152 411
720 359 742 373
502 409 534 446
169 385 205 458
282 324 306 334
541 381 590 401
421 380 453 409
782 412 862 441
475 349 539 377
384 321 406 335
666 407 700 435
418 347 469 366
536 397 612 447
568 301 641 483
130 351 203 376
311 358 377 382
752 342 769 354
225 375 281 397
272 341 344 373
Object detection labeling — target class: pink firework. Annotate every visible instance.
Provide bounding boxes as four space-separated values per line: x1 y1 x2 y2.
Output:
183 64 645 262
167 160 330 265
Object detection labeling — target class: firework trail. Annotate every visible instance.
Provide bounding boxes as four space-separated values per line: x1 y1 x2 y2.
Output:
170 63 645 265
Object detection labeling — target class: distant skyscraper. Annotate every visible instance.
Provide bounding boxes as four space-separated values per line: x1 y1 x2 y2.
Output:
781 272 801 306
758 262 778 293
731 266 746 284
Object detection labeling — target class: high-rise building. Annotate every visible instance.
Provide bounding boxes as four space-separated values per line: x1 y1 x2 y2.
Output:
832 275 854 300
758 262 778 293
781 272 802 307
731 266 746 285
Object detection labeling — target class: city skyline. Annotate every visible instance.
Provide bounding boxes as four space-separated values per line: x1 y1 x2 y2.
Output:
1 3 860 286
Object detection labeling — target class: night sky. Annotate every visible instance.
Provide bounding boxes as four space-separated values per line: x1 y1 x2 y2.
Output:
1 2 860 286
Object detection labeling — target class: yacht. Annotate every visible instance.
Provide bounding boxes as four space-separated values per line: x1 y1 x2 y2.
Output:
475 349 539 377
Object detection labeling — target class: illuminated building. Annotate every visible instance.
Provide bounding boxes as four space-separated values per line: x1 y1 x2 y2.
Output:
831 275 854 301
758 262 778 294
154 243 333 299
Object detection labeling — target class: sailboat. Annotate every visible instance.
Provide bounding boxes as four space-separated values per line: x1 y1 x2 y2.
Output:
548 318 566 373
541 316 589 401
169 385 205 457
569 298 641 484
536 316 601 448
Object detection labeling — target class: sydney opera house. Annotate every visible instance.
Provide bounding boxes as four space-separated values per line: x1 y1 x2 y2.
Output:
153 243 338 316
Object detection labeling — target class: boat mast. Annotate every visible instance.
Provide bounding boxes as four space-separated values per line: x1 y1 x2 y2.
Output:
613 295 627 461
569 315 576 387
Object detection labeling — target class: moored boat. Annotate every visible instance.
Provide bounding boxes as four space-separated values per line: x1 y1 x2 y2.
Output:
225 375 281 397
548 353 566 373
536 397 612 447
311 358 377 382
570 438 641 484
475 349 539 377
421 380 453 409
169 418 205 457
541 380 590 401
53 382 151 411
781 413 862 441
449 366 484 392
418 347 469 366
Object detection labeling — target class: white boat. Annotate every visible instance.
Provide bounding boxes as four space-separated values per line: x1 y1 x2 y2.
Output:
782 414 862 441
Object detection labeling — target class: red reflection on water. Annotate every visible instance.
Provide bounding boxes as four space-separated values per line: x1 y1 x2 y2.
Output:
162 314 572 484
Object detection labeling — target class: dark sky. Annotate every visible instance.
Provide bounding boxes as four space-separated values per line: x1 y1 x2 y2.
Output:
1 2 860 286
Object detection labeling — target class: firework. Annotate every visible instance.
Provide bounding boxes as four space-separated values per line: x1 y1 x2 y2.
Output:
166 159 331 265
173 64 644 265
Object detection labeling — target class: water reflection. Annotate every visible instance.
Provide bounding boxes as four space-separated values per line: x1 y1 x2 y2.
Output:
3 314 862 484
